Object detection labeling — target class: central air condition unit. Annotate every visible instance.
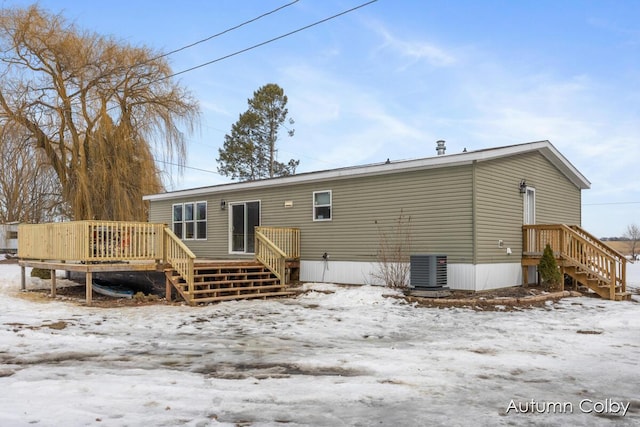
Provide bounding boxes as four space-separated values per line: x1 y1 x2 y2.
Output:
410 254 448 289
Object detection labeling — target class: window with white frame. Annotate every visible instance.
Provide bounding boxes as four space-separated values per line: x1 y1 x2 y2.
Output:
172 201 207 239
313 190 332 221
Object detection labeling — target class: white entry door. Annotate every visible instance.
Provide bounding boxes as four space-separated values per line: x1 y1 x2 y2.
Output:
523 187 537 283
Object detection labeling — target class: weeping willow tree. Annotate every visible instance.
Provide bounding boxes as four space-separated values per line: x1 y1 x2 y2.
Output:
0 5 199 221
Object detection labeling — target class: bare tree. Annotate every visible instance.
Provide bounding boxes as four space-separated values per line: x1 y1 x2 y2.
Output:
624 223 640 260
371 210 412 288
0 5 200 221
0 123 64 223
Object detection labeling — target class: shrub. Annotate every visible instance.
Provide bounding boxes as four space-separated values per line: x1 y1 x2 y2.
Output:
30 268 51 279
371 210 412 289
539 244 561 290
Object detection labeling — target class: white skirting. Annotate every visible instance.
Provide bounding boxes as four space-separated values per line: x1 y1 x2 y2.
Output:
300 260 523 292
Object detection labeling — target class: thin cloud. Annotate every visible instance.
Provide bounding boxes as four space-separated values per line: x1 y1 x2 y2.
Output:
371 24 455 67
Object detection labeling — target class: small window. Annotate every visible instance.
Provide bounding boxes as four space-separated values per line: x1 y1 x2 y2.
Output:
8 231 17 239
313 190 332 221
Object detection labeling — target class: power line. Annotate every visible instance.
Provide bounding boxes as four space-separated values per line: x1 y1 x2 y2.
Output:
149 0 300 62
162 0 379 81
584 201 640 206
155 158 222 175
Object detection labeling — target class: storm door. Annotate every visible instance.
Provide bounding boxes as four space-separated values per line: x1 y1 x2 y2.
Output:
230 201 260 254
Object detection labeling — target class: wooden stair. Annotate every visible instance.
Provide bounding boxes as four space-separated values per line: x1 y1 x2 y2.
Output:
165 260 295 305
523 224 631 301
562 264 630 301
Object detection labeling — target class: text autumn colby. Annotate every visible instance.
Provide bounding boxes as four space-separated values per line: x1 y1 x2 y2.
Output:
506 399 630 416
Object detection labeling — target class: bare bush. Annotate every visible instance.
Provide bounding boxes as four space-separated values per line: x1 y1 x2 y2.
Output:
371 210 412 289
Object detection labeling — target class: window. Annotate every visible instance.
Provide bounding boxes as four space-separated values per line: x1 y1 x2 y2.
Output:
173 201 207 239
313 190 332 221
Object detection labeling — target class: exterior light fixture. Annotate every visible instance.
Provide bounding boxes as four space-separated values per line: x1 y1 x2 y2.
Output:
519 179 527 194
220 199 226 210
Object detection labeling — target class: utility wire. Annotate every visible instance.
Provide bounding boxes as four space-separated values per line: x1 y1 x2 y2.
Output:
149 0 300 62
155 158 222 175
583 201 640 206
161 0 379 81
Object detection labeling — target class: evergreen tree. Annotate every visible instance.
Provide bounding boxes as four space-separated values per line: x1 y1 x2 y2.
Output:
539 244 562 288
218 84 298 181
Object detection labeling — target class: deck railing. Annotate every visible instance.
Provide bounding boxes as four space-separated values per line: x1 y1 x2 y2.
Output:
18 221 165 262
255 226 300 259
523 224 626 296
255 227 300 282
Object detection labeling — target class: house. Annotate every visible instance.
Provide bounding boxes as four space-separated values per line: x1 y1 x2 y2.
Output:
144 140 621 294
0 222 18 254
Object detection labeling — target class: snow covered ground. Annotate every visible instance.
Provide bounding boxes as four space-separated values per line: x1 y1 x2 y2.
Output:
0 259 638 426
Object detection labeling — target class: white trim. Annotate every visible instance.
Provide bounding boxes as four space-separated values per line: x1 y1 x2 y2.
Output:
228 200 261 255
523 187 536 225
144 141 591 201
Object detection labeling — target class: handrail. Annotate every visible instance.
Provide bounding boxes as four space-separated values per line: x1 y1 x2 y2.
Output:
523 224 626 298
163 226 195 301
255 229 287 282
568 225 627 260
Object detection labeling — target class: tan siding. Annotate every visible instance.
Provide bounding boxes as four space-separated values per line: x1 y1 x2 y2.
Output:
475 152 582 264
150 166 474 263
148 151 582 267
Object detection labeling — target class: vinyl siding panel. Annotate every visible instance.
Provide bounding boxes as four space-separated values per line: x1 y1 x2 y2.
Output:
475 152 582 264
149 165 475 263
148 150 582 268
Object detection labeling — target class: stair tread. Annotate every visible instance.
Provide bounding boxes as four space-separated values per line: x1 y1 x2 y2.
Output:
179 284 285 294
191 291 295 303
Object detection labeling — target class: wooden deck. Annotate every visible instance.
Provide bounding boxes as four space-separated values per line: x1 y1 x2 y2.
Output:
18 221 300 305
522 224 629 301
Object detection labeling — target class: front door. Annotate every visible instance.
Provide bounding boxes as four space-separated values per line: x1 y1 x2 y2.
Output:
523 187 536 283
230 201 260 254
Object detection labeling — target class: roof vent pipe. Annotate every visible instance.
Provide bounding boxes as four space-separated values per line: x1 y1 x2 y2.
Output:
436 140 446 155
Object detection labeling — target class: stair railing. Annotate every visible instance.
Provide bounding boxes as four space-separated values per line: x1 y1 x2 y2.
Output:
163 226 196 302
568 225 626 297
523 224 626 298
255 229 287 282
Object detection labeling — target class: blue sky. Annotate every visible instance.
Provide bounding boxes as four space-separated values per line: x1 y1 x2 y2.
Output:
5 0 640 237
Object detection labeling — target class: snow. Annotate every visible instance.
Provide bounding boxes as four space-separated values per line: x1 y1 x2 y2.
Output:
0 263 639 426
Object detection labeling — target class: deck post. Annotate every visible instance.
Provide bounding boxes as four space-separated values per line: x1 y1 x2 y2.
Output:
86 271 92 305
166 276 172 302
50 270 56 297
20 265 26 291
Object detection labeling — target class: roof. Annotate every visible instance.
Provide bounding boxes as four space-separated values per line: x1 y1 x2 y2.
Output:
143 140 590 201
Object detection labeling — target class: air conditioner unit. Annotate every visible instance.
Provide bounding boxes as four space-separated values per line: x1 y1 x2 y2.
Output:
410 254 447 289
